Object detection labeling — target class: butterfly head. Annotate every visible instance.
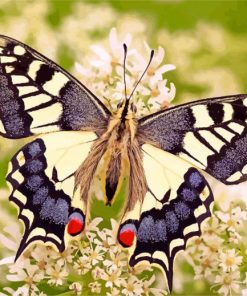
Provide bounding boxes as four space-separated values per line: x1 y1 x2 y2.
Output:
117 44 154 119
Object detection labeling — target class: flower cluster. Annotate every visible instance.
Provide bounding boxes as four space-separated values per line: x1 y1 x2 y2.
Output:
0 218 167 296
74 28 176 116
186 182 247 295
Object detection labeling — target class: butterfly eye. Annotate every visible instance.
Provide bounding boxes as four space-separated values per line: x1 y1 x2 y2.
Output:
67 211 85 236
118 223 137 247
130 103 137 113
117 101 124 109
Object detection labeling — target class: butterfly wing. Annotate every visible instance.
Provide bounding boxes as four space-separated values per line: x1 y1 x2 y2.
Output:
118 144 213 292
0 35 110 138
7 131 97 259
138 94 247 185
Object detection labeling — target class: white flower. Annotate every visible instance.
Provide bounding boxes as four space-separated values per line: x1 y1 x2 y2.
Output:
69 282 83 295
194 253 218 280
216 206 247 232
106 287 120 296
121 275 144 296
147 80 176 110
90 27 132 74
51 244 75 266
199 234 224 256
87 217 103 232
6 261 43 294
94 228 116 250
103 248 127 272
73 256 91 275
101 268 123 288
133 42 175 85
214 271 241 296
219 249 242 272
143 275 167 296
85 217 103 242
86 245 105 265
91 266 107 280
88 281 102 294
46 263 68 286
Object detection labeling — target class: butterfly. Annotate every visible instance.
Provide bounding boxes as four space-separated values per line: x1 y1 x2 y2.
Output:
0 34 246 292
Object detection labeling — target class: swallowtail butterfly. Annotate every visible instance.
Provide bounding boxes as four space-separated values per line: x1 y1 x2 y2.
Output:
0 35 246 291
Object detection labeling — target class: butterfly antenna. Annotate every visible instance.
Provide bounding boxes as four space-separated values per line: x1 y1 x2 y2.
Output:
128 49 154 101
123 43 128 100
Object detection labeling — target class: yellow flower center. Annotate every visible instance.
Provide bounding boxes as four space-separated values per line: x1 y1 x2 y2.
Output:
202 259 211 268
24 250 31 258
151 88 159 97
227 219 235 227
195 238 202 245
223 275 232 286
209 245 218 252
103 240 110 248
38 259 46 270
52 270 60 280
111 57 118 67
226 257 235 266
103 75 110 83
90 251 98 259
25 276 33 286
147 67 155 76
127 283 134 292
108 272 118 282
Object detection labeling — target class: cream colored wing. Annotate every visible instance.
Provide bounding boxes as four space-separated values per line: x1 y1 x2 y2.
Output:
7 131 97 259
118 144 213 292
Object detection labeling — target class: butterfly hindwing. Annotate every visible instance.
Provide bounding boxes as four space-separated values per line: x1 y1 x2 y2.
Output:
138 94 247 185
7 131 97 259
118 144 213 291
0 35 110 138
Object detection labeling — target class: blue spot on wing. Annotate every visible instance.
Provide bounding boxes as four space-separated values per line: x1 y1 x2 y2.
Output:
32 186 49 205
26 175 43 191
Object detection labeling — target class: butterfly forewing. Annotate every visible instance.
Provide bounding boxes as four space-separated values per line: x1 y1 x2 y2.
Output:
7 131 97 259
138 94 247 185
0 35 110 138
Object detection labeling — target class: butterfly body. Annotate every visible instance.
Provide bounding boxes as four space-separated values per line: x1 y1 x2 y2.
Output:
1 35 247 292
75 102 146 211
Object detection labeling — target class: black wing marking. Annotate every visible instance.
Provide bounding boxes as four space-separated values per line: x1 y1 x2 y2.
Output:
0 35 111 138
6 131 96 259
118 144 214 292
138 94 247 184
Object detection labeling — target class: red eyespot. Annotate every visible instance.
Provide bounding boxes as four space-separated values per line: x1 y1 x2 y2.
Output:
67 212 84 236
118 224 136 247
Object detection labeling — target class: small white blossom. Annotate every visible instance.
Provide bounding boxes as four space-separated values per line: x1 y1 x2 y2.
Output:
219 249 242 272
121 275 144 296
216 206 247 232
86 245 105 265
103 248 127 272
101 268 123 288
69 282 83 295
143 275 168 296
91 266 107 280
46 263 68 286
88 281 102 294
73 256 92 275
214 271 241 296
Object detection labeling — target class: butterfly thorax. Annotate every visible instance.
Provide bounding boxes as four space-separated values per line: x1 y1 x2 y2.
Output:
75 102 147 212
